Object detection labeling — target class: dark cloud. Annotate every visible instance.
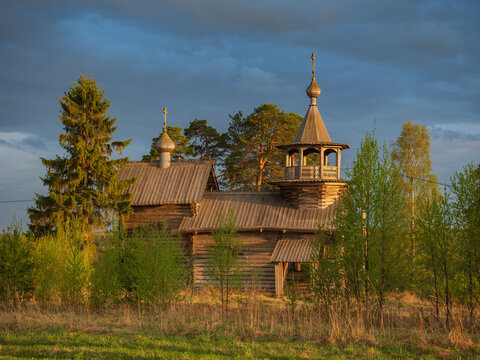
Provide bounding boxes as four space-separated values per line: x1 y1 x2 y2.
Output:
431 124 480 141
0 133 48 150
0 0 479 228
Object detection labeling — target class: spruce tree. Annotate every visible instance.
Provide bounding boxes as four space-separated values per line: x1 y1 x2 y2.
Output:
28 75 133 236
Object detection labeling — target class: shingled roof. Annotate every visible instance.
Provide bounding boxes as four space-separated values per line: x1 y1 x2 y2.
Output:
179 191 335 233
118 160 216 206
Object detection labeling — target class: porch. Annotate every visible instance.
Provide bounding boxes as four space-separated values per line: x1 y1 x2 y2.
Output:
271 239 312 297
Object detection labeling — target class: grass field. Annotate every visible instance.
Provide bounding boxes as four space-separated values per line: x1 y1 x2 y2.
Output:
0 293 478 359
0 331 462 359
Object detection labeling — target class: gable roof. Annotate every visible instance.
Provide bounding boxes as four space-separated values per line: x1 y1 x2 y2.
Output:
118 160 216 206
179 191 335 233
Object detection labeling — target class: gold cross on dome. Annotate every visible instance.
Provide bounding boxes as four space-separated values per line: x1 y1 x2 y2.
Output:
163 106 167 132
311 52 316 78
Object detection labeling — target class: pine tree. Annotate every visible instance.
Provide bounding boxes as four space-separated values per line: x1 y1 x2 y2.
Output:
184 119 225 160
222 104 302 191
28 75 133 236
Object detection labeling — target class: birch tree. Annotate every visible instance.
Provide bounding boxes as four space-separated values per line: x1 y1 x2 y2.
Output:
392 121 438 285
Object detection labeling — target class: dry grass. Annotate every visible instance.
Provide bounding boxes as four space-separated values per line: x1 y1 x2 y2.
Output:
0 290 478 357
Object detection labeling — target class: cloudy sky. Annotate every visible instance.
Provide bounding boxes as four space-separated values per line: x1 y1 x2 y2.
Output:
0 0 479 230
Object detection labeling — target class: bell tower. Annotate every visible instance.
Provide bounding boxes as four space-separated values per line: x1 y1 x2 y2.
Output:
273 54 349 209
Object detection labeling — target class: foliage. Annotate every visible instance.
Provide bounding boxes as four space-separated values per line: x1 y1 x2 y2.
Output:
184 119 225 160
57 221 94 305
308 230 341 310
28 75 133 236
417 194 456 328
142 126 194 161
0 219 35 304
392 121 438 284
450 162 480 324
91 224 188 308
33 233 66 302
222 104 302 190
206 210 241 311
129 224 188 307
32 220 94 305
334 130 407 312
90 230 125 306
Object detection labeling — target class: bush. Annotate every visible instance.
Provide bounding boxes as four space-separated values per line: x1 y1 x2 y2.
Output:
57 221 94 305
0 219 35 304
33 233 64 302
90 227 126 306
91 223 188 308
33 220 93 305
130 224 188 307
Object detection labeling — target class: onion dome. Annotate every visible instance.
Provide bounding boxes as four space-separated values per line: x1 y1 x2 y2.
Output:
155 107 176 153
306 53 321 100
306 77 321 99
155 132 175 153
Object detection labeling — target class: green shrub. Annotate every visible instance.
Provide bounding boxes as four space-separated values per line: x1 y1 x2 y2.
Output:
33 233 64 302
0 219 35 304
91 223 188 308
57 221 94 305
33 220 94 305
90 229 125 306
130 224 188 307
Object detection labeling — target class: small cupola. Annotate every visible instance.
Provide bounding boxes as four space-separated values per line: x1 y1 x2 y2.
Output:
155 106 175 168
272 53 350 209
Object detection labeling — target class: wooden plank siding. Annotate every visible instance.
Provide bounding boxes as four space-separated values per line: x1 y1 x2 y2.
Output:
192 231 279 293
276 182 345 209
191 231 320 294
125 204 193 232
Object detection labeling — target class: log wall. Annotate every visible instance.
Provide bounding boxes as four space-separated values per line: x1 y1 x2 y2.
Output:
279 182 345 209
123 204 193 256
192 231 319 294
192 231 279 293
124 204 192 232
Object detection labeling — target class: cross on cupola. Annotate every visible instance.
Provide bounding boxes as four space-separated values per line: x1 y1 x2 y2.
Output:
155 106 176 169
272 54 350 209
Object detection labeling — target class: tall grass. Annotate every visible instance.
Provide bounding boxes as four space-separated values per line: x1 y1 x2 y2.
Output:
0 292 478 355
1 219 479 355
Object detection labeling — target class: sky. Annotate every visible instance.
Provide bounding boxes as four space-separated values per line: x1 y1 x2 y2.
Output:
0 0 479 230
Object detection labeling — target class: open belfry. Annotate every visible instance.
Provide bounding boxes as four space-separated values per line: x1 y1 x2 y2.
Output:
118 54 349 297
273 53 349 209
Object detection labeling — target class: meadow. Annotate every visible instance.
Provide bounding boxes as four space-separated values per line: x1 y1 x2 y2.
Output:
0 291 478 359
